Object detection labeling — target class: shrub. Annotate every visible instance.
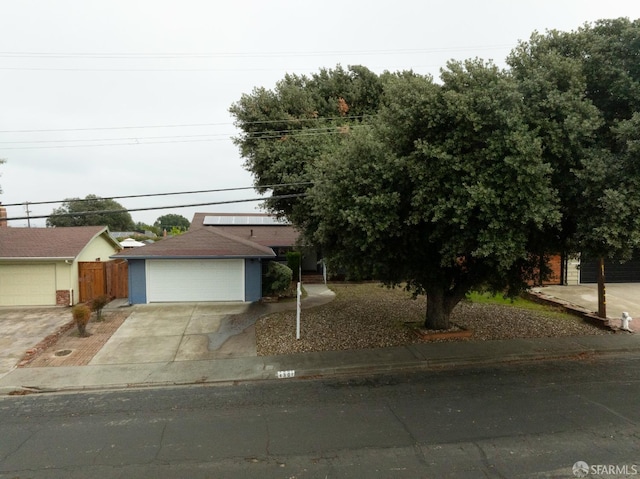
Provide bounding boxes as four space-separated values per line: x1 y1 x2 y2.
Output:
263 261 293 296
90 295 110 321
72 303 91 337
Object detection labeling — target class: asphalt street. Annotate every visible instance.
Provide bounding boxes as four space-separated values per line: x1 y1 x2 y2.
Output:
1 356 639 478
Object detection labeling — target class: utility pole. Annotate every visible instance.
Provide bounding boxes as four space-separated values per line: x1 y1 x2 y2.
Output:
24 202 31 228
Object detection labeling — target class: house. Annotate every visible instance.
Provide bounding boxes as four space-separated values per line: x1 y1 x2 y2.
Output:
190 212 321 272
568 254 640 284
0 226 123 306
120 238 146 248
112 227 276 304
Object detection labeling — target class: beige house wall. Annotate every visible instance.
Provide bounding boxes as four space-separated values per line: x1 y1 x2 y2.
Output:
0 261 71 306
566 255 581 285
0 233 121 306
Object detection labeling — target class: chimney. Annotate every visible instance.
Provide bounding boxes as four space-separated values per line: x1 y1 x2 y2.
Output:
0 203 7 228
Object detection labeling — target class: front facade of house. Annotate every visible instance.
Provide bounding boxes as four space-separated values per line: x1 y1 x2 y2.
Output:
113 226 275 304
0 226 122 306
190 212 321 273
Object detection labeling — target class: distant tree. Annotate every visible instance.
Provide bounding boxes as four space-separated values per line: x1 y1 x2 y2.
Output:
134 221 160 236
154 214 190 232
47 195 135 230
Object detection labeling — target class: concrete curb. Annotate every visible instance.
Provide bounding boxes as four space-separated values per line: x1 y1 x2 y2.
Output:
2 338 640 396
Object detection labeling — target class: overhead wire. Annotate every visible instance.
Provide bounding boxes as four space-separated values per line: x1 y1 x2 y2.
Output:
0 115 373 133
0 118 373 150
0 182 314 207
4 193 308 222
0 45 512 59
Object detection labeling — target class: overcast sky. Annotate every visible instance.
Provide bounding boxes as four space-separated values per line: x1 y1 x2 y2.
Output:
1 1 639 228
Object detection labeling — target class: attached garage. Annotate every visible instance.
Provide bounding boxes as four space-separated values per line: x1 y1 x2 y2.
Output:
147 259 244 302
113 227 276 304
0 263 56 306
0 226 123 306
579 256 640 283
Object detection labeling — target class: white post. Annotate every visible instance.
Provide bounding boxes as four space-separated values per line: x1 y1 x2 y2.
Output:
296 281 302 340
322 260 327 284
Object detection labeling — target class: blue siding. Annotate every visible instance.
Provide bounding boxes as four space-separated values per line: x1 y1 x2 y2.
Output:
127 259 147 304
244 258 262 302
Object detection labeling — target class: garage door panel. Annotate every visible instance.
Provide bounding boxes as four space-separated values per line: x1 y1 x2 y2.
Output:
147 259 244 302
580 257 640 283
0 264 56 306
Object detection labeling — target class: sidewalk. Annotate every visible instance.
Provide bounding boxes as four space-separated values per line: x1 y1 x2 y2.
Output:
1 284 638 395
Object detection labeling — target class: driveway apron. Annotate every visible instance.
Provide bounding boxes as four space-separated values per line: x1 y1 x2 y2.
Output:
88 302 258 365
0 307 72 378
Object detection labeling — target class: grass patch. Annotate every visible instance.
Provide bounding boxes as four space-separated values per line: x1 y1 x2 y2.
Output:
466 291 573 320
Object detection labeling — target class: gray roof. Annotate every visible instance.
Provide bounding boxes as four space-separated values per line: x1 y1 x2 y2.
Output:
113 227 276 259
0 226 120 259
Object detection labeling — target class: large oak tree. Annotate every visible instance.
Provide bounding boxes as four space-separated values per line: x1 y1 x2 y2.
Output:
231 19 640 329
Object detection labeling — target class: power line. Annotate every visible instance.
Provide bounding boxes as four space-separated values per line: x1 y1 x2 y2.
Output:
0 115 372 134
0 45 513 59
0 133 233 145
0 122 227 134
0 125 366 145
1 182 314 208
4 193 307 222
0 125 371 150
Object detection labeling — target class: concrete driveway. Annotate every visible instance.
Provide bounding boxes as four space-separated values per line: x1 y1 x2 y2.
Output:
0 307 72 378
89 302 258 365
534 283 640 323
0 284 336 376
90 284 336 366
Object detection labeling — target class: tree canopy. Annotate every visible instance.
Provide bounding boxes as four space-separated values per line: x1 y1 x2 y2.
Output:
230 18 640 329
508 17 640 261
229 65 385 224
47 194 135 230
154 214 190 232
307 63 560 328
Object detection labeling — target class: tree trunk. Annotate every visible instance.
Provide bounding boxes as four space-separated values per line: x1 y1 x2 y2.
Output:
425 286 452 330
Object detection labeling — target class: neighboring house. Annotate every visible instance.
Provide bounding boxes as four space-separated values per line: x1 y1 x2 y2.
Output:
568 254 640 284
190 212 321 272
0 226 123 307
112 227 276 304
120 238 146 248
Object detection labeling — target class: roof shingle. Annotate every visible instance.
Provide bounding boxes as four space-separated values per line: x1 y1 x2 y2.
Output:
190 212 300 247
0 226 116 259
113 227 276 259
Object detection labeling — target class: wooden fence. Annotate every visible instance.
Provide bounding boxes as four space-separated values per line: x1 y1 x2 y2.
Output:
78 260 128 302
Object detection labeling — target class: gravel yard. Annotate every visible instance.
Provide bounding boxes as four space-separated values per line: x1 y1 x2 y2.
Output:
255 283 611 356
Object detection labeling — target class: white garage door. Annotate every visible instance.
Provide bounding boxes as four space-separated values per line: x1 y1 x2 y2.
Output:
147 259 244 302
0 264 57 306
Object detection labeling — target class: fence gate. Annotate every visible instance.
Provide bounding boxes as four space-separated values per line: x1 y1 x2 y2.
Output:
78 262 106 303
79 260 128 303
106 259 128 299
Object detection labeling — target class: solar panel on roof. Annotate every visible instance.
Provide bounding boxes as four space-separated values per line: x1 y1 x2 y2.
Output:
203 215 290 226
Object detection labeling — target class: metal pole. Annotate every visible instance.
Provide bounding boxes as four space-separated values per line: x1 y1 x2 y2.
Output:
296 281 301 340
597 257 606 318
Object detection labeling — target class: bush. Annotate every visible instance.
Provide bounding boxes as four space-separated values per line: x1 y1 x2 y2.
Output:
286 251 301 281
90 295 110 321
72 303 91 337
263 261 293 296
